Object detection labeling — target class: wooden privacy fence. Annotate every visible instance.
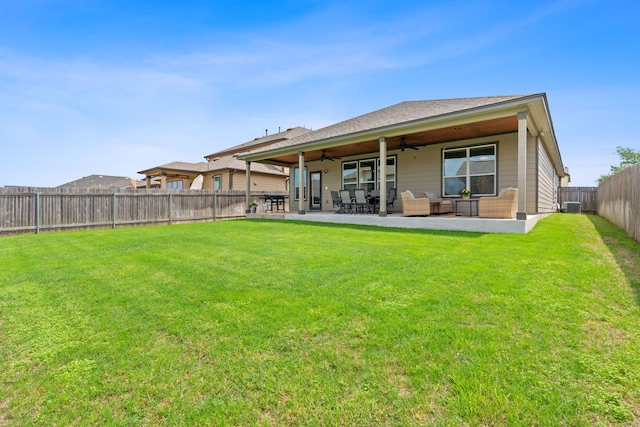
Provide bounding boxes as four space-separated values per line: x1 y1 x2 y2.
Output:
558 187 598 213
0 188 287 236
597 162 640 243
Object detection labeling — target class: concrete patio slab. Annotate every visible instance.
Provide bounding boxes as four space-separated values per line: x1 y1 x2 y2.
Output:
248 211 547 234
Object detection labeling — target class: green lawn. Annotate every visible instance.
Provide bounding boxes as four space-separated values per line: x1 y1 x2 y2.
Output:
1 214 639 426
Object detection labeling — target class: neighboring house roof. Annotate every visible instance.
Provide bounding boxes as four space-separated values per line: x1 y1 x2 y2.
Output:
138 162 209 175
205 156 286 174
204 126 312 160
137 158 286 177
57 175 138 189
138 127 306 179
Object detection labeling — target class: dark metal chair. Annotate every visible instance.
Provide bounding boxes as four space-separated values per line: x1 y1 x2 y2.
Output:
387 188 397 210
339 190 353 214
331 191 341 210
353 189 369 214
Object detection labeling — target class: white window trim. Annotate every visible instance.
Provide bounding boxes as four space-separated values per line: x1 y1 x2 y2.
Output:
442 143 497 197
341 156 396 190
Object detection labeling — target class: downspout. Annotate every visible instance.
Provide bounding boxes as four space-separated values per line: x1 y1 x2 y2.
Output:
298 151 305 214
245 162 251 214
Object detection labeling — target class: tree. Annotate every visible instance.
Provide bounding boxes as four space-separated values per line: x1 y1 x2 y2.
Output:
597 146 640 185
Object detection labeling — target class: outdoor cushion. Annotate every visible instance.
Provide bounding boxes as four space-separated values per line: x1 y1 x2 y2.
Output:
498 187 514 197
424 191 438 199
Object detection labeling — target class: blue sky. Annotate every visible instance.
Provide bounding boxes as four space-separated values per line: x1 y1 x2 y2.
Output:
1 0 638 187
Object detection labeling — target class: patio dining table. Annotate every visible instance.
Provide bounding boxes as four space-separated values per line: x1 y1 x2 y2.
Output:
367 195 379 214
262 194 286 212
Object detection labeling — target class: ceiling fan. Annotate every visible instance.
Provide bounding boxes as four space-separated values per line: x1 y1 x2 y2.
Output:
399 136 420 151
319 150 341 161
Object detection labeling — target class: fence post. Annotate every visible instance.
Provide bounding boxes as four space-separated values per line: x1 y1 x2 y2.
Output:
112 192 117 229
213 191 217 222
169 193 173 225
35 192 40 235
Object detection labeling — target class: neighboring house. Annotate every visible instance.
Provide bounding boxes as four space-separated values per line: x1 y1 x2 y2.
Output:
57 175 140 189
138 127 311 191
203 126 311 161
137 159 288 191
238 94 567 219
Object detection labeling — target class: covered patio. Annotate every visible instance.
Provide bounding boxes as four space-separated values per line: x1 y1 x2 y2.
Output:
238 94 566 234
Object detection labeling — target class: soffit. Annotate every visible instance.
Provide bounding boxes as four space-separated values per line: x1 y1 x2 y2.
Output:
265 116 518 164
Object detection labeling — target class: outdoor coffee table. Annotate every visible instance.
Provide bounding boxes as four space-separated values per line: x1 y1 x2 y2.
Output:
454 199 479 216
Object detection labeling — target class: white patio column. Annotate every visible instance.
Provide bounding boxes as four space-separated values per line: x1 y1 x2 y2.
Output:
379 137 388 217
517 111 528 220
245 161 252 213
298 151 305 214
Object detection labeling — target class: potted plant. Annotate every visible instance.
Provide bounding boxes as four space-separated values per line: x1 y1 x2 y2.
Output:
249 202 258 213
460 188 471 199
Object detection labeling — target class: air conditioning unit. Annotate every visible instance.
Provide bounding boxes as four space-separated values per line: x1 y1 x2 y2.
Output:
562 201 581 214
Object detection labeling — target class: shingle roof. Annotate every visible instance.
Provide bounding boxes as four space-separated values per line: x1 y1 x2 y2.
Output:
154 162 210 173
204 156 286 174
57 175 137 189
204 126 312 159
246 95 533 154
143 158 286 175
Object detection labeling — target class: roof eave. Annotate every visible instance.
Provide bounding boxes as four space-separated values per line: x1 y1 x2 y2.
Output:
239 94 550 162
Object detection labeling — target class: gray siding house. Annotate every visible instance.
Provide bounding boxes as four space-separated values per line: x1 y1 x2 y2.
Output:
238 94 566 220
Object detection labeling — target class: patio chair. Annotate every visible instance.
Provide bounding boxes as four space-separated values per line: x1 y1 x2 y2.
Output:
353 189 369 214
386 188 397 210
339 189 354 214
423 191 454 214
478 188 518 218
331 191 341 209
400 190 432 216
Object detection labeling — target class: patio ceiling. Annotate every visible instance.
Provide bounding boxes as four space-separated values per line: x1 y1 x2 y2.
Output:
265 115 518 164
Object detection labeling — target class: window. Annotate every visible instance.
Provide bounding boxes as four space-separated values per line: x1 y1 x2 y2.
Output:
342 162 358 193
358 159 376 193
167 180 183 189
379 156 397 190
341 156 396 192
293 167 307 200
443 144 496 196
213 175 222 190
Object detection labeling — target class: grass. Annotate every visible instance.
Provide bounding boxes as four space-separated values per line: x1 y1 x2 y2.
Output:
1 214 639 426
